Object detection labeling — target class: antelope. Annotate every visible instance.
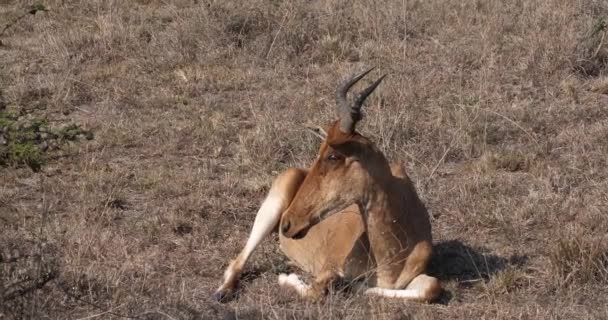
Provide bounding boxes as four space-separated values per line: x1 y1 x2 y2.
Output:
214 68 441 303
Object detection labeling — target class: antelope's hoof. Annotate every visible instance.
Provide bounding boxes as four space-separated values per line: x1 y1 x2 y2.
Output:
213 289 235 303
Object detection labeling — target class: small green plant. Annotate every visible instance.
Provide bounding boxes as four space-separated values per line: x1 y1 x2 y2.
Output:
0 110 46 171
7 141 43 172
0 107 92 172
56 123 93 141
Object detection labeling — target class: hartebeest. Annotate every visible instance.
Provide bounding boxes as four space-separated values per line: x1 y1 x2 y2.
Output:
214 68 441 302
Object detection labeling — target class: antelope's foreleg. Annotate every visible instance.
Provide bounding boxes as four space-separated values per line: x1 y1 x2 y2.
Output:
214 168 307 302
278 269 338 301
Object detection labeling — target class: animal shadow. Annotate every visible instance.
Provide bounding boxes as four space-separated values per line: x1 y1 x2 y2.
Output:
427 240 528 304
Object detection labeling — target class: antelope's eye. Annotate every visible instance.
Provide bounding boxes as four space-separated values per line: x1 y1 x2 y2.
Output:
326 153 341 162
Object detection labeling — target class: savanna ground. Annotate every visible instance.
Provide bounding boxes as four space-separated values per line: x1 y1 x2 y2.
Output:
1 0 608 319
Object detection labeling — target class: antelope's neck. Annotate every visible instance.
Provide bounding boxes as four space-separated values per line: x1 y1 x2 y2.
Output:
360 178 412 284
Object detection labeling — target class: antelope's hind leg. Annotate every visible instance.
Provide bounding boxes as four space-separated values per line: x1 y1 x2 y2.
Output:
214 168 307 302
362 274 441 302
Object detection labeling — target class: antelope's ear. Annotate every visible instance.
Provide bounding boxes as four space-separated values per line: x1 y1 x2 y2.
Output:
304 123 328 141
328 135 366 159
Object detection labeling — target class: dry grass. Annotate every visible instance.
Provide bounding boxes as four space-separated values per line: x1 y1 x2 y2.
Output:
1 0 608 319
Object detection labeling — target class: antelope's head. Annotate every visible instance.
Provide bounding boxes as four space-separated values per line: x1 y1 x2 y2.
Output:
280 68 389 239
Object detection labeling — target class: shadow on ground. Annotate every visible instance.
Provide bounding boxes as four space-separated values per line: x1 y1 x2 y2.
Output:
428 240 528 304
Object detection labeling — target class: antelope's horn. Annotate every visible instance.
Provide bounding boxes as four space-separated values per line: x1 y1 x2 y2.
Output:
335 67 386 134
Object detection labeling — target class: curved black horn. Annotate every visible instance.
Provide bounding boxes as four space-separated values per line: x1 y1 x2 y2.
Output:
335 67 386 134
354 74 386 110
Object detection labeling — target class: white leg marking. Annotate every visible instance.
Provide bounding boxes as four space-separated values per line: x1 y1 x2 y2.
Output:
218 195 286 291
363 287 423 299
278 273 311 297
223 268 235 282
358 274 438 300
240 195 285 260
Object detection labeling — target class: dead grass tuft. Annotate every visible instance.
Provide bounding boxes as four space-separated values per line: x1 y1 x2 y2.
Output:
2 0 608 319
550 231 608 286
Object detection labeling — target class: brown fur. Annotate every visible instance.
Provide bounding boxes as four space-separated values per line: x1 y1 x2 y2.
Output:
217 120 440 302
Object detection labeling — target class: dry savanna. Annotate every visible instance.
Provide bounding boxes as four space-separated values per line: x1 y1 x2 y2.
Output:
1 0 608 319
